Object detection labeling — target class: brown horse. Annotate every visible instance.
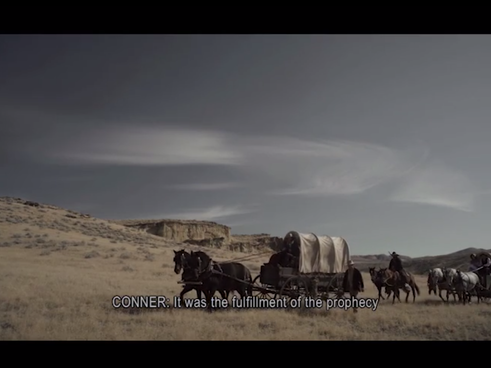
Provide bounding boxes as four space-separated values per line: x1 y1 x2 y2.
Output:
377 268 420 304
369 267 390 300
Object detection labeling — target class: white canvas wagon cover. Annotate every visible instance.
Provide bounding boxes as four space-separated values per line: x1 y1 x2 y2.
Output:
284 231 350 274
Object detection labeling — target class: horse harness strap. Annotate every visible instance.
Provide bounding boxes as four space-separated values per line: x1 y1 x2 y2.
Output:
211 261 223 274
200 258 213 274
196 258 224 279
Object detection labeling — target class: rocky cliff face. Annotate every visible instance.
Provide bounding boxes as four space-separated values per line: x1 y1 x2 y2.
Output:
230 234 283 251
112 219 231 243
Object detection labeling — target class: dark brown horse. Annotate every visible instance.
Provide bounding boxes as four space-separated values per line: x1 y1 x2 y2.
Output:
173 250 227 301
369 267 390 300
184 250 253 312
377 268 420 304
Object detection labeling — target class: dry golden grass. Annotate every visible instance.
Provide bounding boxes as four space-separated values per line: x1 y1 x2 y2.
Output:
1 198 491 340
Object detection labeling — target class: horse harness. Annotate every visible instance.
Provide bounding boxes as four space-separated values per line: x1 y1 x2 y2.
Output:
193 255 225 281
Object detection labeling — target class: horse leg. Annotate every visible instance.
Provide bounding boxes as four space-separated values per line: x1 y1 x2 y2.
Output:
239 280 249 299
477 291 482 304
396 287 402 303
392 286 400 304
438 288 446 302
204 289 214 312
472 290 479 304
237 283 247 299
385 285 391 299
209 277 223 310
377 285 383 300
446 289 453 302
218 290 227 299
180 285 194 302
404 281 413 302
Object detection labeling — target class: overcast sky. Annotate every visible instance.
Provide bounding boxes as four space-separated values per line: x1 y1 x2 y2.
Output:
2 34 491 257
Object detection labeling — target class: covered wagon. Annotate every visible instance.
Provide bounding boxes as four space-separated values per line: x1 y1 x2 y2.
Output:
252 231 351 301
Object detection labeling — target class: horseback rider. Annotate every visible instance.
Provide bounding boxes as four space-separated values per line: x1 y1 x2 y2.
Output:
389 252 410 290
481 253 491 269
468 253 489 287
469 253 481 272
480 253 491 287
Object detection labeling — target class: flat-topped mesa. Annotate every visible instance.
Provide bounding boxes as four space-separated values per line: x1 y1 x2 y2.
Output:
231 233 284 251
111 219 231 243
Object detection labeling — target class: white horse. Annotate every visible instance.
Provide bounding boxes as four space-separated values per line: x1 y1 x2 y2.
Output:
427 268 457 302
448 269 481 305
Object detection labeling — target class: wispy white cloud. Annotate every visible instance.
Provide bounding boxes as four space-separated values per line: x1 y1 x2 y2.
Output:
167 182 242 191
43 126 242 166
37 126 424 189
160 204 258 221
31 123 478 212
388 159 476 212
238 137 429 197
34 125 430 197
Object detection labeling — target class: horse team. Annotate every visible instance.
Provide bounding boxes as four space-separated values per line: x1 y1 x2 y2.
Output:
172 247 302 312
173 249 490 312
426 267 489 304
173 249 253 311
369 266 489 305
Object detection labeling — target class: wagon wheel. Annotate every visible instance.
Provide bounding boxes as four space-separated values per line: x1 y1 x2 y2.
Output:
279 276 310 308
325 273 345 300
252 274 278 300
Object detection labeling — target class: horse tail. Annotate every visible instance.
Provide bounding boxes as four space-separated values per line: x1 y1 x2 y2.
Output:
414 281 420 295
